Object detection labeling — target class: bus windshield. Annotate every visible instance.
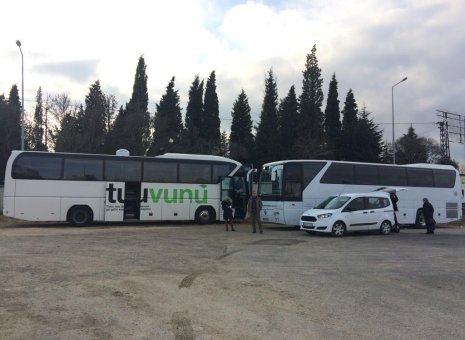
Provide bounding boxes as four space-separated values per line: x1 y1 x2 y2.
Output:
259 164 283 199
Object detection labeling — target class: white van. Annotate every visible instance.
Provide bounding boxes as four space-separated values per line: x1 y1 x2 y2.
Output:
300 192 395 237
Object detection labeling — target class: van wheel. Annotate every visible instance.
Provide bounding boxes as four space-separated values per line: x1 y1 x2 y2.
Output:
69 206 92 226
195 207 215 225
331 221 346 237
416 210 426 228
380 220 392 235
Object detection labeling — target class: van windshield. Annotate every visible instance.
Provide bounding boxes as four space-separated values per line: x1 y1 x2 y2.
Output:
314 196 337 209
318 196 351 209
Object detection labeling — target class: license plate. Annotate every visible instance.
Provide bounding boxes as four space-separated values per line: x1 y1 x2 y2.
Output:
303 222 313 227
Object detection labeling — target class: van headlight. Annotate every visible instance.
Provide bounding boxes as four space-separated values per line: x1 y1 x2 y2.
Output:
317 213 333 219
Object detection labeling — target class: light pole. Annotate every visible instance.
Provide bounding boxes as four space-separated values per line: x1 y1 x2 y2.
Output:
16 40 25 151
392 76 407 164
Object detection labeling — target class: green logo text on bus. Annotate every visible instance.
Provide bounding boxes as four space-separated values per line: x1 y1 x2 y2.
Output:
106 184 208 204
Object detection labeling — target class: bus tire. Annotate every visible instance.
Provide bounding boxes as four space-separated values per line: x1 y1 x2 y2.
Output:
380 220 392 235
195 206 215 225
331 221 346 237
415 209 426 228
68 206 92 226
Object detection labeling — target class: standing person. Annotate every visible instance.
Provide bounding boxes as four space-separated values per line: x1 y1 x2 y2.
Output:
221 197 235 231
247 190 263 234
422 198 435 234
390 191 400 233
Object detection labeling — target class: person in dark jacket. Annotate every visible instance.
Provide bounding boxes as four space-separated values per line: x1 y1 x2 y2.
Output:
390 192 400 233
422 198 435 234
247 190 263 234
221 198 235 231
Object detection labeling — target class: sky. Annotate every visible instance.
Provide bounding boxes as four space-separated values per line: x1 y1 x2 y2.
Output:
1 0 465 165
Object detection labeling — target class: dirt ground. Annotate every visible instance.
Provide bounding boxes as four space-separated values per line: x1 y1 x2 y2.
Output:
1 216 465 339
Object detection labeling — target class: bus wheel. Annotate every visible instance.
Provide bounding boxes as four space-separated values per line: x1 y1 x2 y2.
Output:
380 220 392 235
331 221 346 237
68 206 92 226
195 206 215 225
416 210 426 228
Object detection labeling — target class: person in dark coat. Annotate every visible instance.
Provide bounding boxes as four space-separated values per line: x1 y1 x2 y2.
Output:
422 198 435 234
247 190 263 234
390 192 400 233
221 198 235 231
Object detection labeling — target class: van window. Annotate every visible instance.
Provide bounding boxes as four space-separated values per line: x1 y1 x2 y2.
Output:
367 197 390 209
345 197 365 211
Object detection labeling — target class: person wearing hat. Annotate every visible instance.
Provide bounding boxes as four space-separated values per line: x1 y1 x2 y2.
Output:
422 198 435 234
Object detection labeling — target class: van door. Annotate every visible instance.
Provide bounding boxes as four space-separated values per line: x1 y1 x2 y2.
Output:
343 197 370 231
104 182 125 222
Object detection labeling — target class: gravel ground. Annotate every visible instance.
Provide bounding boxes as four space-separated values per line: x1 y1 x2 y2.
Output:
1 216 465 339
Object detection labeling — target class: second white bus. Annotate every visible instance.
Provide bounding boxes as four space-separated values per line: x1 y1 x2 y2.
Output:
258 160 462 226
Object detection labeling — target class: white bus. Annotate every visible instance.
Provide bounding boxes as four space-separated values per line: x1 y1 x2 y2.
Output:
3 150 249 226
258 160 462 226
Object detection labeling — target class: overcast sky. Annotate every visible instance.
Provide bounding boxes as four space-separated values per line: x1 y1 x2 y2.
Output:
1 0 465 164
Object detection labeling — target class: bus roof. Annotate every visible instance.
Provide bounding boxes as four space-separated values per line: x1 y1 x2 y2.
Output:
9 150 241 166
262 159 457 171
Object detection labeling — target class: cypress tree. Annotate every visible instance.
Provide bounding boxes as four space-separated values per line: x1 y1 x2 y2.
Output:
31 87 47 151
80 80 107 153
109 56 150 155
297 45 324 158
254 69 280 167
229 89 254 164
183 75 204 153
324 73 341 158
339 89 358 161
150 77 183 155
203 71 221 154
278 85 299 159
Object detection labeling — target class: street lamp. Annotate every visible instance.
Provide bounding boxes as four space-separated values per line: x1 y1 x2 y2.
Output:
16 40 25 151
392 76 407 164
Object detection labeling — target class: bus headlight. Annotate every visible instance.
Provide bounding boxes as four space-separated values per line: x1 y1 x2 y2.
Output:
317 213 333 219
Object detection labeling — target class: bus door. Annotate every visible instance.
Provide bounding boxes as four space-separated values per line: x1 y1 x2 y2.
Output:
124 182 141 220
105 182 125 221
283 164 303 226
220 176 248 219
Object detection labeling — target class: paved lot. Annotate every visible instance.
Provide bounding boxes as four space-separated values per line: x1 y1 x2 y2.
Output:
1 217 465 339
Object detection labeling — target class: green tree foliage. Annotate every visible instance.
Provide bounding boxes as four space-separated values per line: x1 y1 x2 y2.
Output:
395 126 428 164
219 130 230 157
254 69 280 167
338 89 358 161
109 56 150 155
0 86 21 180
229 90 254 164
183 75 205 153
79 80 107 153
324 73 341 157
203 71 221 154
278 85 299 159
55 105 84 152
352 106 383 162
150 77 183 155
297 45 325 158
30 87 47 151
